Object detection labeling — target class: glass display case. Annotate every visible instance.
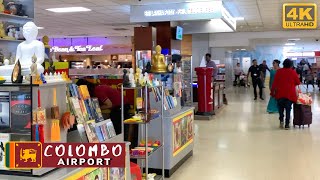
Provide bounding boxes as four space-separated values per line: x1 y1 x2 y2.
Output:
0 82 68 176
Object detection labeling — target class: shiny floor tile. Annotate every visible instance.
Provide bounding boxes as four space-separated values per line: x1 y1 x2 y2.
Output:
169 87 320 180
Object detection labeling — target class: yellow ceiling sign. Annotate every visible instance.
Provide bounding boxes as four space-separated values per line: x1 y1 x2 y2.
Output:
282 3 317 29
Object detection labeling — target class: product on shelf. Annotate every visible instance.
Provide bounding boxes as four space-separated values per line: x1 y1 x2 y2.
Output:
11 91 31 129
50 120 60 142
151 45 167 73
11 59 22 83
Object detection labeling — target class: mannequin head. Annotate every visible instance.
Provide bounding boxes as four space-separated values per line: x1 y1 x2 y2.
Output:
23 22 38 42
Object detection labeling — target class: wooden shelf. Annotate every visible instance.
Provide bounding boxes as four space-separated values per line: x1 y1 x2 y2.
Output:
0 38 23 42
0 13 33 23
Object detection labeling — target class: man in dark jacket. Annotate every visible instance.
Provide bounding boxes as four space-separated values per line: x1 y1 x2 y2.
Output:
259 60 270 88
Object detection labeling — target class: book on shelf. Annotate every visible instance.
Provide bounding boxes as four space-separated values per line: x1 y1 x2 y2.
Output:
69 97 84 124
91 98 104 122
0 133 9 170
10 92 32 129
95 126 105 142
100 124 109 140
79 85 91 100
83 99 94 120
84 120 99 143
105 119 116 138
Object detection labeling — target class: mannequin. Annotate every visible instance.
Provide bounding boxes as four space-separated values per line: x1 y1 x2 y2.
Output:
0 22 45 78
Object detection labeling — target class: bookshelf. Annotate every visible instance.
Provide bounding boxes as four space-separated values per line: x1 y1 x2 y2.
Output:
121 85 165 180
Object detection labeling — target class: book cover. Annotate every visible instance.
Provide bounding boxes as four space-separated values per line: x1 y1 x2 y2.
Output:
84 99 93 120
95 126 105 142
100 124 109 140
68 84 76 97
84 121 99 143
0 133 9 170
79 100 88 119
105 120 116 138
91 98 104 122
0 92 10 127
11 91 32 129
69 97 84 124
79 85 90 100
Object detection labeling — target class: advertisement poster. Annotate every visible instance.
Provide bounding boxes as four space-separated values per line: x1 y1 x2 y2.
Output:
0 92 10 127
109 167 125 180
173 111 194 156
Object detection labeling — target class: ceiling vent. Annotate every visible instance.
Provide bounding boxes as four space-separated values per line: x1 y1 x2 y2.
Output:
112 28 128 31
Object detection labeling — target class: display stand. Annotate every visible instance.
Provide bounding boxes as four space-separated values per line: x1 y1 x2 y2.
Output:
121 85 165 180
0 81 68 176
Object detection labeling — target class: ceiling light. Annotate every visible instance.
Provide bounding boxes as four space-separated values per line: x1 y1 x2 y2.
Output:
37 27 44 30
125 59 128 62
236 49 239 50
288 38 300 41
285 43 295 46
241 49 246 50
234 17 244 21
46 7 91 13
104 60 108 62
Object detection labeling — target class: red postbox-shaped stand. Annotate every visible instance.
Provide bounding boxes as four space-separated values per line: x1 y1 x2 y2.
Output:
195 67 214 116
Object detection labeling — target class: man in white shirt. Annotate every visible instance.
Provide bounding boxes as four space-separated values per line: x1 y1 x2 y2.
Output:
234 63 243 84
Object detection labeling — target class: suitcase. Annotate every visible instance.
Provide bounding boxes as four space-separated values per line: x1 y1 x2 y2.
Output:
293 104 312 128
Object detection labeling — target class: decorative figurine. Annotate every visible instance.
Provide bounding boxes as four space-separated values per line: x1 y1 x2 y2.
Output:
0 0 4 12
0 22 5 38
48 59 55 74
40 73 46 83
167 63 174 73
135 68 142 86
128 68 136 87
122 69 130 87
7 28 14 38
30 54 37 76
145 62 151 73
139 72 145 86
151 45 167 73
3 58 9 66
144 72 150 86
11 59 22 83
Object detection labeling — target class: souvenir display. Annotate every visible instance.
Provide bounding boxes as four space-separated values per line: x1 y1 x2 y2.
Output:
6 2 25 16
128 68 135 87
11 60 22 83
151 45 167 73
122 69 130 87
30 54 37 76
0 0 4 12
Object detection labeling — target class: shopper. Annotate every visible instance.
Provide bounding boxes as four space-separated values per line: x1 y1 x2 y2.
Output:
205 53 218 80
305 70 315 90
234 63 243 85
267 60 280 113
76 79 131 135
259 60 270 88
296 62 303 83
271 59 300 129
248 59 263 100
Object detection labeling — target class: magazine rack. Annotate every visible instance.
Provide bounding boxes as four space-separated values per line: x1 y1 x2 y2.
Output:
121 85 165 180
0 81 68 176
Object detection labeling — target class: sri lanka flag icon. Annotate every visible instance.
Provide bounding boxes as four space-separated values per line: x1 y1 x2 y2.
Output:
5 142 42 169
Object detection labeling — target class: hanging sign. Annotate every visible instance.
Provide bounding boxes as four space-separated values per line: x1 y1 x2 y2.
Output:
130 1 223 22
50 45 104 53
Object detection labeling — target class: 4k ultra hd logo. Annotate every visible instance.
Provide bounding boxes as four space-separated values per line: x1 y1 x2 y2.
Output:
283 3 317 29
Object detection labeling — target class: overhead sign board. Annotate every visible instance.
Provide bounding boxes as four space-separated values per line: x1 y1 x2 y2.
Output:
283 3 317 29
130 1 223 23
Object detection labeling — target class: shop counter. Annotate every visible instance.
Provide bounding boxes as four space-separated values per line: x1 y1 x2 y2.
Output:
147 107 195 177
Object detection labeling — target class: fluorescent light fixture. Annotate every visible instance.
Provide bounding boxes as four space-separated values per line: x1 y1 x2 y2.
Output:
236 49 239 50
46 7 91 13
288 38 300 41
234 17 244 21
285 43 295 46
104 60 108 62
241 49 246 50
37 27 44 30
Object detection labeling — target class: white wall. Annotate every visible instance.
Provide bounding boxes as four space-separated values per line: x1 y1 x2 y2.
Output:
192 33 210 76
209 30 320 48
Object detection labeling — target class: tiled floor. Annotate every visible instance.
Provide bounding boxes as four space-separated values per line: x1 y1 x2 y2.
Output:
170 86 320 180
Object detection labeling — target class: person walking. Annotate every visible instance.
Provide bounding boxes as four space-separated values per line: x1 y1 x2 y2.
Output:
271 59 300 130
267 60 280 113
234 63 243 85
205 53 218 80
248 59 264 100
259 60 270 88
305 70 315 90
